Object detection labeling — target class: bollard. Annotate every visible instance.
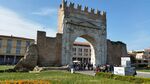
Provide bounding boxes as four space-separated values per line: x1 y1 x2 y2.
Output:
71 68 74 74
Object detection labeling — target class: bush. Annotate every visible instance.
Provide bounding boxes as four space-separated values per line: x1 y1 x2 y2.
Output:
96 72 113 78
96 72 150 83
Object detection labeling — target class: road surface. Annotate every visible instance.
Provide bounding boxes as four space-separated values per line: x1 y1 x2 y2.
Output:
76 71 150 78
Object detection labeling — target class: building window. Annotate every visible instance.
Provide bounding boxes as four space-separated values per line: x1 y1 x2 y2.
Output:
73 48 76 52
6 39 12 54
84 53 88 56
84 49 88 52
89 53 91 56
0 39 2 48
26 41 30 47
78 53 82 56
16 40 21 54
78 48 82 52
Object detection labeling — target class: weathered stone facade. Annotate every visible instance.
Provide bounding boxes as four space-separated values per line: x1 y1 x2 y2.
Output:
36 1 127 67
107 40 127 65
58 1 107 67
37 31 62 66
36 31 127 67
16 1 128 68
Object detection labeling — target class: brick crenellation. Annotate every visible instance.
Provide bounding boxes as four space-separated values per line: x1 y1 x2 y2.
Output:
59 0 106 18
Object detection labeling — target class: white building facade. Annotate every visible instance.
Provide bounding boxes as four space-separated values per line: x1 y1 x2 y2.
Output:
72 42 91 64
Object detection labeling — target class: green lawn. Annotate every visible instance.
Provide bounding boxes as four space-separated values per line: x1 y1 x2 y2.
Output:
0 71 133 84
0 65 142 84
0 65 14 70
138 69 150 72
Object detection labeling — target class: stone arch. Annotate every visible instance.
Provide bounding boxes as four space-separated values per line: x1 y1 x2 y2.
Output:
61 23 107 67
58 1 107 67
71 34 96 65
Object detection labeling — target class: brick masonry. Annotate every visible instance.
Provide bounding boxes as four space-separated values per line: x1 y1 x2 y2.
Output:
36 31 127 66
36 1 127 67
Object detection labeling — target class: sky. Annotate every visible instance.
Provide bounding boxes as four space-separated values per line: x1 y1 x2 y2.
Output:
0 0 150 51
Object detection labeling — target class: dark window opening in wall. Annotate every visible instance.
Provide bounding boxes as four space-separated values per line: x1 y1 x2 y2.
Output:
144 60 148 63
0 39 2 48
6 39 12 54
78 48 82 52
72 57 76 61
84 49 88 52
79 53 82 56
84 53 88 56
16 40 21 54
138 60 141 63
73 48 76 52
26 41 30 47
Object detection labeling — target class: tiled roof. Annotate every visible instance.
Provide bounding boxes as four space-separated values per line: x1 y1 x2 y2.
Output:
73 42 90 47
0 35 34 40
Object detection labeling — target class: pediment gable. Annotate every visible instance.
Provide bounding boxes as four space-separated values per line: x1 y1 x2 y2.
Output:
78 21 99 28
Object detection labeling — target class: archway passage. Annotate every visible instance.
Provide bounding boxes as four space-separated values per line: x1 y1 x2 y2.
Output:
72 37 92 64
61 24 107 66
61 26 107 67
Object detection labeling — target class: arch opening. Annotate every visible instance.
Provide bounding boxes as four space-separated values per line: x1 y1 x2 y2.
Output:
71 35 96 70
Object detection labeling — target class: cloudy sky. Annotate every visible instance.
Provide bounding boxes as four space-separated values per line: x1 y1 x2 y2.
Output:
0 0 150 51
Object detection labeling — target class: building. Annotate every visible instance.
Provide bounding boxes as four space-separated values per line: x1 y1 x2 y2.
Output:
72 42 91 63
144 48 150 60
135 50 145 60
0 35 35 65
128 49 150 67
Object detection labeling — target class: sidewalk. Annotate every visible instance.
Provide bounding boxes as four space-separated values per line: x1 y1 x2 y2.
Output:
137 71 150 74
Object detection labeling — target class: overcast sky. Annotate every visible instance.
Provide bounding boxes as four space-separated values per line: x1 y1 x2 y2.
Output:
0 0 150 51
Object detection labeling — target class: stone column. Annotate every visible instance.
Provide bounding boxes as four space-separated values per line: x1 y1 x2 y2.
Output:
62 24 73 65
90 43 95 66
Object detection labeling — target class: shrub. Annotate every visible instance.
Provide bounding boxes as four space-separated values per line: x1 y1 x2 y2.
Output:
96 72 150 83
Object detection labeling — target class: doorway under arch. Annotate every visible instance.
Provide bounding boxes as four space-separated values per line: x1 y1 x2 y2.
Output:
72 37 95 65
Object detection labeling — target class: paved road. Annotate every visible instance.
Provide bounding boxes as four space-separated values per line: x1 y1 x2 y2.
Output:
76 71 95 76
76 71 150 78
136 71 150 78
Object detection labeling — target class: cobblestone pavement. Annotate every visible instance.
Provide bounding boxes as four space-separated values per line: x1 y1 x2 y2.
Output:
76 71 150 78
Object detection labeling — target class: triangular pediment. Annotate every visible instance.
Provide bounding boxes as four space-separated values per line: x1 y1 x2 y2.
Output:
66 16 100 28
78 21 99 28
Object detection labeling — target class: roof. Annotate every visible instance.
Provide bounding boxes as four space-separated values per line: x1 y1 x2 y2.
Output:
73 42 90 47
145 48 150 51
0 35 34 41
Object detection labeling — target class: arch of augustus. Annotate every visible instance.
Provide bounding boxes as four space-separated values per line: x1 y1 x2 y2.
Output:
15 1 127 71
